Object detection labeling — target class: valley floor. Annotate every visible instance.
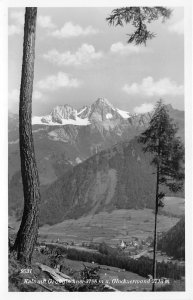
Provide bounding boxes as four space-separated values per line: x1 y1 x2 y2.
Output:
38 209 179 246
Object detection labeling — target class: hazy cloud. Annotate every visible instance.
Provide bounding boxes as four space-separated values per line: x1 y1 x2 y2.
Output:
33 90 43 100
168 19 184 35
10 11 24 25
43 44 103 66
8 24 22 36
133 103 154 114
37 15 56 29
36 72 82 91
8 11 24 36
123 77 184 97
110 42 150 55
8 89 19 110
8 89 19 103
51 22 98 38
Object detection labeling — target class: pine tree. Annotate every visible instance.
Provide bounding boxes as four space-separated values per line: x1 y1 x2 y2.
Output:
138 100 184 291
12 8 40 265
106 7 172 45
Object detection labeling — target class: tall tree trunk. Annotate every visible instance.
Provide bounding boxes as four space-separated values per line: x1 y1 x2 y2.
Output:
12 7 40 266
152 162 159 291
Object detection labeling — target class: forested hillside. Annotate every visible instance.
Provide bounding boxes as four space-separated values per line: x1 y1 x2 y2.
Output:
157 217 185 259
39 138 184 225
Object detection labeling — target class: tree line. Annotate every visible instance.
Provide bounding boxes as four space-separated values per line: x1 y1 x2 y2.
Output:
46 243 184 280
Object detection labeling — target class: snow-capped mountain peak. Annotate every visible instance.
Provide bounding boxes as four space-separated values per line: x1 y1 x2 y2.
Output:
32 98 131 126
32 104 90 126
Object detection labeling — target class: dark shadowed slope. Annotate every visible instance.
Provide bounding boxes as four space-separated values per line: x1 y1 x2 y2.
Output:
157 216 185 259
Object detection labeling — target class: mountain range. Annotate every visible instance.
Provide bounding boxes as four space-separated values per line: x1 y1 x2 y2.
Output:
32 98 131 126
8 98 184 223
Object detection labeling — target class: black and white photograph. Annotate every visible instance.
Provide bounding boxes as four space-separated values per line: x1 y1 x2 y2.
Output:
0 0 192 298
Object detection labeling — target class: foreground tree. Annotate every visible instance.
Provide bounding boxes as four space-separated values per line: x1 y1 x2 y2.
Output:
106 7 172 45
12 8 41 265
138 100 184 291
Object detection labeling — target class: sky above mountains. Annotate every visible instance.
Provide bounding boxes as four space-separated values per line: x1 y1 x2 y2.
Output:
8 7 184 115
